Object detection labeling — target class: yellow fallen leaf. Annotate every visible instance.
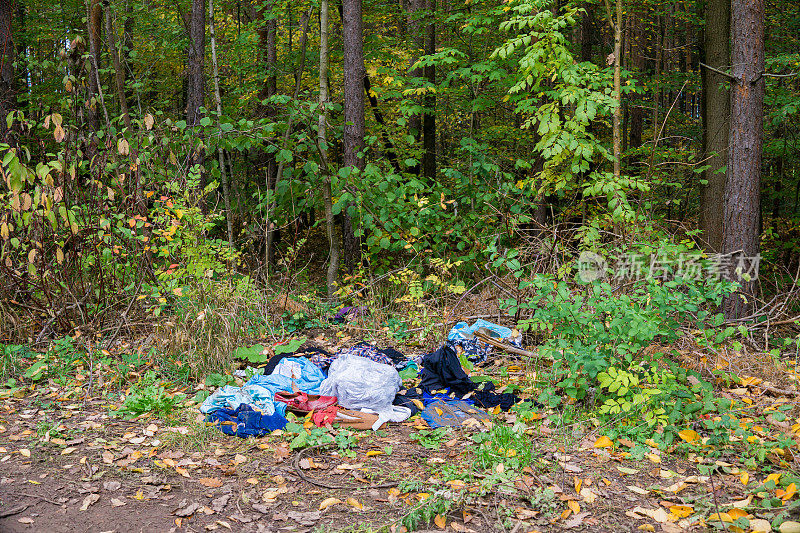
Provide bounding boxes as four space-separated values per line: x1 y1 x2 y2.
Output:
574 477 583 494
727 508 749 520
678 429 700 443
19 449 30 458
708 512 732 523
319 497 342 511
740 472 750 485
669 505 692 518
446 480 466 489
366 451 383 457
434 514 446 529
579 488 597 503
627 485 650 495
567 500 581 514
346 497 363 510
646 453 661 464
594 436 613 448
765 473 782 485
388 488 400 496
491 406 502 415
175 466 190 478
638 526 655 532
780 482 797 501
133 489 145 500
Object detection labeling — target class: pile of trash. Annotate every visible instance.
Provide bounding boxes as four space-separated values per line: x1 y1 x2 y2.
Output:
201 320 524 438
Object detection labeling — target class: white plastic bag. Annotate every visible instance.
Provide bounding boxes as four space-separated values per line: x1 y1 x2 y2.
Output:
320 354 401 412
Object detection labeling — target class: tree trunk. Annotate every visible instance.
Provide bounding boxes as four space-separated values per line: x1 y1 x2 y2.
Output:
104 3 131 128
405 0 423 176
422 0 436 182
604 0 622 182
319 0 339 299
722 0 765 320
580 2 593 62
208 0 234 246
85 0 102 130
342 0 364 270
699 0 730 252
186 0 205 126
0 0 15 141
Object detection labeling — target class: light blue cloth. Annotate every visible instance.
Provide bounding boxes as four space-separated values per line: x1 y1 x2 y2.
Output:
447 319 513 342
200 356 326 414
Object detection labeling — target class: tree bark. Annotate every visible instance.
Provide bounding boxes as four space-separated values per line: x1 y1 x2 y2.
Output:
318 0 339 299
421 0 436 182
85 0 102 130
722 0 765 320
342 0 364 270
604 0 622 182
104 3 131 128
0 0 15 141
208 0 234 246
186 0 205 126
699 0 730 252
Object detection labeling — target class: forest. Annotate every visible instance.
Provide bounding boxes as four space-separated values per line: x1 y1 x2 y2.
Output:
1 0 800 531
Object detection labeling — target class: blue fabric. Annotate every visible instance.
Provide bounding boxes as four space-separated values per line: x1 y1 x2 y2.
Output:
446 320 522 364
206 404 287 437
420 399 490 429
200 356 326 415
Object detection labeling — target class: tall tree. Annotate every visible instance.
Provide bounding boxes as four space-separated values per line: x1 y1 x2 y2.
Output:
341 0 364 269
318 0 339 298
208 0 234 245
0 0 15 141
104 2 131 128
722 0 765 319
421 0 436 181
186 0 205 126
699 0 730 252
85 0 103 130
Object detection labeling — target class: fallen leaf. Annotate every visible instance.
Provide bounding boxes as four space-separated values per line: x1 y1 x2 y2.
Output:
175 501 200 517
627 485 650 495
567 500 581 514
669 505 692 518
646 453 661 464
727 508 749 520
319 497 342 511
740 472 750 485
19 449 30 458
434 514 447 529
677 430 700 443
103 481 121 491
198 477 223 488
565 511 590 528
366 450 383 457
580 488 597 503
175 467 190 478
80 493 100 511
111 498 126 507
594 436 613 448
233 454 247 465
781 521 800 533
515 508 539 519
750 518 772 532
346 497 363 510
637 525 655 532
17 517 34 524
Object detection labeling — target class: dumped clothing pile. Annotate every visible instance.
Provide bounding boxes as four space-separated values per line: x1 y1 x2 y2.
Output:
204 320 522 437
203 344 412 437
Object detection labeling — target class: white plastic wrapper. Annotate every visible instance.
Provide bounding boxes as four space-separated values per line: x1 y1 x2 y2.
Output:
320 354 402 412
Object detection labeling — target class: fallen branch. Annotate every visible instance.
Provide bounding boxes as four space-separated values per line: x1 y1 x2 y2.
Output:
293 444 397 490
473 331 550 360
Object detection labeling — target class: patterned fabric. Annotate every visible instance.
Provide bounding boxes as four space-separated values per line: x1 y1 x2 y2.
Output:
446 320 523 364
309 342 394 371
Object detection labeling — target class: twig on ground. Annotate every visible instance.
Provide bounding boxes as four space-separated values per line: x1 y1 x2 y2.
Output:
292 444 397 490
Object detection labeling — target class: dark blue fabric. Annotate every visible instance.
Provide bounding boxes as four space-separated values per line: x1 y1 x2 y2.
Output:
207 404 287 438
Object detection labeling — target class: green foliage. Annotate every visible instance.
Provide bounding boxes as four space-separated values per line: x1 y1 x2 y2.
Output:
284 422 335 450
471 423 536 472
111 370 182 420
409 427 451 450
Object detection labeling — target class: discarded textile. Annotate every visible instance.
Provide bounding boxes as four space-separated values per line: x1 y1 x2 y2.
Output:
419 345 518 411
260 347 331 375
420 345 478 396
332 306 370 324
446 319 523 364
361 405 412 431
274 391 337 415
320 353 402 414
398 360 419 381
393 387 425 416
200 357 326 415
420 400 491 429
206 404 287 437
309 342 396 371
